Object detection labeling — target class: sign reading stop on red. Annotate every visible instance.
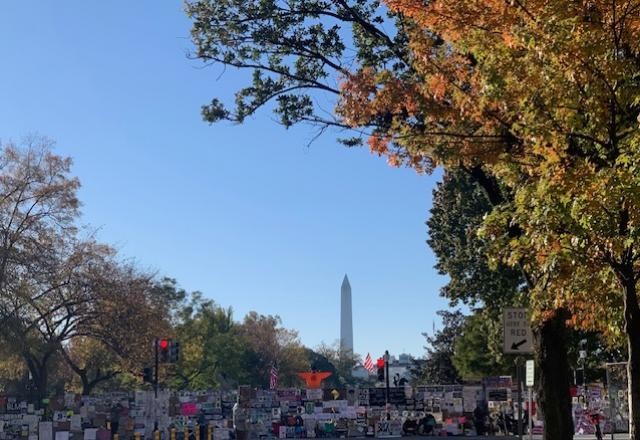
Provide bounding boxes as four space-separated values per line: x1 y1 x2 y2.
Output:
503 308 534 354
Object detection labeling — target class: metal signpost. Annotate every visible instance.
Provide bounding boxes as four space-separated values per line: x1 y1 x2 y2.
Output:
526 360 534 440
504 308 534 440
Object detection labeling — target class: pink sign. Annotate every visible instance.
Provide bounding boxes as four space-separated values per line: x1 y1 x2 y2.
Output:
180 402 198 416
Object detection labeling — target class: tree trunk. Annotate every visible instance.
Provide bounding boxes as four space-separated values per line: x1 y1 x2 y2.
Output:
81 370 119 395
25 356 49 406
80 372 91 396
534 307 574 440
58 346 119 395
622 278 640 439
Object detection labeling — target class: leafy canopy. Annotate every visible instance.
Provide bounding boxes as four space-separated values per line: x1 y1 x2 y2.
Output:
338 0 640 338
185 0 412 144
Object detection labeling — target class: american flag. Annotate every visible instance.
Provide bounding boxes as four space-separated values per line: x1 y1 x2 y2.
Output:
363 353 375 373
269 365 278 390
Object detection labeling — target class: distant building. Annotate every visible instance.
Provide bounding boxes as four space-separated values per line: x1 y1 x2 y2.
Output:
351 353 415 383
388 353 414 383
352 365 370 379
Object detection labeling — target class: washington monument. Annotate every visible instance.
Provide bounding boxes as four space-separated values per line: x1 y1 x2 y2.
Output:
340 275 354 353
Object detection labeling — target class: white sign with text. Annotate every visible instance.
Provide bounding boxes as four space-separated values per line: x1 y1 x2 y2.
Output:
503 308 534 354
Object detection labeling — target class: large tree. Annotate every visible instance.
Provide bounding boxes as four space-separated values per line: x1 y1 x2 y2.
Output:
239 312 309 387
183 2 590 438
0 138 81 401
59 263 172 395
63 337 122 395
170 291 251 390
428 170 526 310
0 139 176 399
427 170 524 379
184 0 411 139
336 1 640 437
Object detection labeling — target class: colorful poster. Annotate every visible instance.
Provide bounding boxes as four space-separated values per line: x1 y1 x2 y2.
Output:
180 402 198 416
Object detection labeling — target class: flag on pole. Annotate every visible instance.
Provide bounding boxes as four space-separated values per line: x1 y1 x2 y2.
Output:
269 365 279 390
363 353 375 373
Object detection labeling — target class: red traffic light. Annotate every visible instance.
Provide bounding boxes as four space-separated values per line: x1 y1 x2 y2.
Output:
159 339 169 350
377 358 385 368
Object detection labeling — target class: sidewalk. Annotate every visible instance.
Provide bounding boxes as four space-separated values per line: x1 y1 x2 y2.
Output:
334 436 630 440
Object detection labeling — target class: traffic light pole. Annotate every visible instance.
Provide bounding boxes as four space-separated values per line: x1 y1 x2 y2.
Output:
516 357 523 440
384 350 390 410
154 338 159 398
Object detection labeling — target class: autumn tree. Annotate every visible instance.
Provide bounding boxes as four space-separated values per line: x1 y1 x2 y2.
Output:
0 139 176 399
22 240 114 397
184 2 605 438
334 0 640 437
0 138 81 401
57 263 173 395
184 0 533 391
0 348 25 395
63 337 122 395
239 312 309 387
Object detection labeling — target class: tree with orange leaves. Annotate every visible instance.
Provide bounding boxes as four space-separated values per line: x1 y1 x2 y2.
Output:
186 1 640 438
337 1 640 438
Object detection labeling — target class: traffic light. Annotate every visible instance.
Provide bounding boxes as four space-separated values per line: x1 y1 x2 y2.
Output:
170 340 180 363
157 339 180 363
377 358 385 382
142 367 153 383
158 338 171 363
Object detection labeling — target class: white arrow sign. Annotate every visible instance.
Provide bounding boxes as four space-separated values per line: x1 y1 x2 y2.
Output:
503 308 534 354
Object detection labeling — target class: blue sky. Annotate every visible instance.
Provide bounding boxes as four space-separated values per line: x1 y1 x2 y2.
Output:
0 2 450 359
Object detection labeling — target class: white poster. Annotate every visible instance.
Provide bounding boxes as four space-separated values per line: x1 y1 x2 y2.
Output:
70 415 82 432
39 422 53 440
306 389 322 400
463 386 482 413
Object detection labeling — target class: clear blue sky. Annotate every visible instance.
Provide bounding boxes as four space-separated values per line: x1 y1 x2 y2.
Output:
0 2 450 359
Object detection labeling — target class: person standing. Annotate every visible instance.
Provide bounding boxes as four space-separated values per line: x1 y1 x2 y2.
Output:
109 403 122 439
589 409 603 440
197 411 207 440
473 403 489 436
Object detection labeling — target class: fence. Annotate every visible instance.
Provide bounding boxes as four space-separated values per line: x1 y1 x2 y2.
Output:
0 374 633 440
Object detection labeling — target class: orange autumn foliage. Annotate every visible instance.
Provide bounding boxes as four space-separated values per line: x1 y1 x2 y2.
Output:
337 0 640 342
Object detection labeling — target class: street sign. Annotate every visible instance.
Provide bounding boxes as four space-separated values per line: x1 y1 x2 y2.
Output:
526 359 534 387
503 308 534 354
